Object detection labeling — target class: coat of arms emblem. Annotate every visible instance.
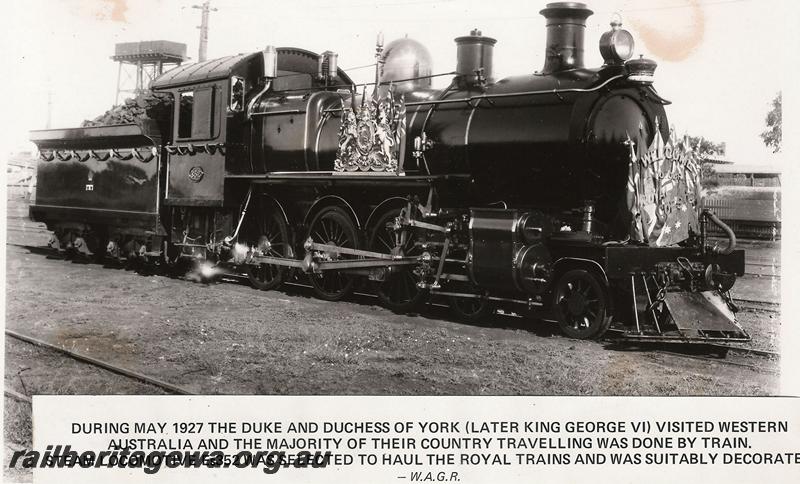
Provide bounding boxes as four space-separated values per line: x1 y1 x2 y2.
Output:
334 87 406 173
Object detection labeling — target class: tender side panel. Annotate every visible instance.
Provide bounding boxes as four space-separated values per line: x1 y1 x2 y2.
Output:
29 123 163 233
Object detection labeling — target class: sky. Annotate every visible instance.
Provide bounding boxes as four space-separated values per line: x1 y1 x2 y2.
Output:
0 0 789 164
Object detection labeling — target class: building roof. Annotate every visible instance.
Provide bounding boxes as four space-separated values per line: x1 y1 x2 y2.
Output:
702 154 733 164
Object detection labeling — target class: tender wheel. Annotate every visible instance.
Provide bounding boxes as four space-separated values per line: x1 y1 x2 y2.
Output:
368 207 427 312
164 241 194 277
306 206 359 301
553 269 610 339
245 199 291 291
448 295 493 323
103 238 123 265
89 228 108 263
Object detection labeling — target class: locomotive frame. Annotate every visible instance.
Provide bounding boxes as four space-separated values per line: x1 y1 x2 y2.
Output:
29 2 749 345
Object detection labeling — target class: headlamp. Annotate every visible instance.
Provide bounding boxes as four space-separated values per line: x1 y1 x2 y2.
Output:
599 19 635 65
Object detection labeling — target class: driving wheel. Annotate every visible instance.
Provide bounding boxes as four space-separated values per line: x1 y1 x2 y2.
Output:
306 206 359 301
368 207 427 312
245 199 291 291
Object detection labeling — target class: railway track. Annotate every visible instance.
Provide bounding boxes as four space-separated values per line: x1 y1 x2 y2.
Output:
721 344 779 359
733 298 780 314
602 334 779 372
4 329 194 404
650 346 779 373
744 272 779 278
743 260 781 278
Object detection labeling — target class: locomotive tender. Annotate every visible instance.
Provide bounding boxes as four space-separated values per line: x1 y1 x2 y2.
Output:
29 2 748 342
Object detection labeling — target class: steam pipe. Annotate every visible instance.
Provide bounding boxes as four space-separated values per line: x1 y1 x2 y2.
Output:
247 45 278 119
399 74 626 107
246 80 273 120
317 73 627 117
703 210 736 255
225 186 253 245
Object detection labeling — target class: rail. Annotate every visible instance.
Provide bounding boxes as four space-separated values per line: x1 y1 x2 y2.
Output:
5 329 194 397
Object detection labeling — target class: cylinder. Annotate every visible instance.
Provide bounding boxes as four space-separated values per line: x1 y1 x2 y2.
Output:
539 2 593 74
468 209 552 294
455 29 497 86
469 209 518 290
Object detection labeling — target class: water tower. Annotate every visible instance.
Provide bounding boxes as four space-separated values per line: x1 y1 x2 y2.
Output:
112 41 188 104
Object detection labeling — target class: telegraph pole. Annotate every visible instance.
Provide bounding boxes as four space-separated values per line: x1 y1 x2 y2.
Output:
192 1 217 62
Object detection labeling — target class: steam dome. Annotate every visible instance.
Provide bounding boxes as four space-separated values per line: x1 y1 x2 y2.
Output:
379 37 433 92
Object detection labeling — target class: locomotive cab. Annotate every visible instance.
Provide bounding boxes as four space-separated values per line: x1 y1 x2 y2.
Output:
151 48 356 204
152 52 260 206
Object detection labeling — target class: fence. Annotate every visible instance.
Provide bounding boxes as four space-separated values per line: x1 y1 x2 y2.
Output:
702 197 781 240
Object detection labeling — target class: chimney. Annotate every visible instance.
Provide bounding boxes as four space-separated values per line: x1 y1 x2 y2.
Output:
539 2 593 74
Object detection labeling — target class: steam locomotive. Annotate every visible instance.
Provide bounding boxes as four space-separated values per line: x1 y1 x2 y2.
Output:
29 2 748 342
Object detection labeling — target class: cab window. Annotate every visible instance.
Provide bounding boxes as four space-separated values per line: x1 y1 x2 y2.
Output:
178 92 193 138
177 86 216 140
230 76 244 112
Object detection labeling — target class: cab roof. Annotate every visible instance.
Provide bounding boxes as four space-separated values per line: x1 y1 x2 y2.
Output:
151 48 353 90
151 54 253 89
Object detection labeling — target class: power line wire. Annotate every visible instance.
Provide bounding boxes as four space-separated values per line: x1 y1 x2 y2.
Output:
219 0 454 10
213 0 756 18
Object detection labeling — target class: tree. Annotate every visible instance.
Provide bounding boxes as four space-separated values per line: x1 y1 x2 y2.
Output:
760 92 782 153
685 135 726 161
681 134 725 188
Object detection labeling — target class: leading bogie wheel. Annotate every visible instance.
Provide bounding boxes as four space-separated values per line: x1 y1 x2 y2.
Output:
306 206 359 301
553 269 610 339
368 207 427 312
245 199 291 291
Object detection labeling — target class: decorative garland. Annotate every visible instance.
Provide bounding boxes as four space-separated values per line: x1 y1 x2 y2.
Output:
40 147 158 163
39 143 223 163
165 143 226 157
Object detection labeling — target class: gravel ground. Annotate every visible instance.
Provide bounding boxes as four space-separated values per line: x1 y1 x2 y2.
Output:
4 242 779 397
